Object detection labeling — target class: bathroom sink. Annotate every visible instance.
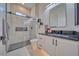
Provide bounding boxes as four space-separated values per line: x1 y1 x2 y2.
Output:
48 34 79 39
39 33 79 41
48 34 69 37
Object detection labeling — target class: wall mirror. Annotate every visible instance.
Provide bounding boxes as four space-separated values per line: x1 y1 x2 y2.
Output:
49 4 67 28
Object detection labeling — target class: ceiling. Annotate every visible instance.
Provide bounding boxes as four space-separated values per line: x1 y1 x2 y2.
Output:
20 3 35 9
18 3 49 10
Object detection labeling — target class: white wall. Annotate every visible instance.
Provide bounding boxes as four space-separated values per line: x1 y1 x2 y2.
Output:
31 4 39 37
38 3 75 31
31 4 36 17
31 4 39 18
38 3 49 25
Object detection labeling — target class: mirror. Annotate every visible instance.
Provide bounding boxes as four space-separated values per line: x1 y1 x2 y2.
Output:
49 4 67 28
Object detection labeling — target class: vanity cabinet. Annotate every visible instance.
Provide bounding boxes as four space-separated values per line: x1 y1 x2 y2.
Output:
38 35 79 56
55 38 78 56
38 35 56 56
43 35 56 56
38 35 46 50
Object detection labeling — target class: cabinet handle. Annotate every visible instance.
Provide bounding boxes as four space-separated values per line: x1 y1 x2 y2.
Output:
38 44 42 49
52 39 54 45
40 38 42 39
55 40 57 46
37 43 42 49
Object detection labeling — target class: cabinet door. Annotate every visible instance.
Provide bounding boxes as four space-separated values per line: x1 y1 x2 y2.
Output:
56 38 79 56
38 35 56 56
38 35 46 50
43 36 56 56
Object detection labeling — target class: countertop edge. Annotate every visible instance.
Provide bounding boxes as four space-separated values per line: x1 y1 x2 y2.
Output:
38 33 79 41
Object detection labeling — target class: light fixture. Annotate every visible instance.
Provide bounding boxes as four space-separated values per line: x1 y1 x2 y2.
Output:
22 3 24 4
16 12 26 17
46 3 53 8
45 3 60 10
0 6 5 12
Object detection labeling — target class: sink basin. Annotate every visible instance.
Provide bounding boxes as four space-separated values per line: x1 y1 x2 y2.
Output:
48 34 79 39
48 34 69 37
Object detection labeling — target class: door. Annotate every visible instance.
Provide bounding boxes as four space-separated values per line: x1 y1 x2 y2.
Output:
0 3 6 56
8 14 30 44
38 35 56 56
0 41 6 56
56 38 78 56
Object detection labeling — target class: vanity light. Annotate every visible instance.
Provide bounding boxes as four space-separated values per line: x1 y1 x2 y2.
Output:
46 3 53 8
22 3 24 5
0 7 5 12
16 12 26 17
45 3 60 10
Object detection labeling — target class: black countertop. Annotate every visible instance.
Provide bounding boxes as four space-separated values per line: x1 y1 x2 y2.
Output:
39 33 79 41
